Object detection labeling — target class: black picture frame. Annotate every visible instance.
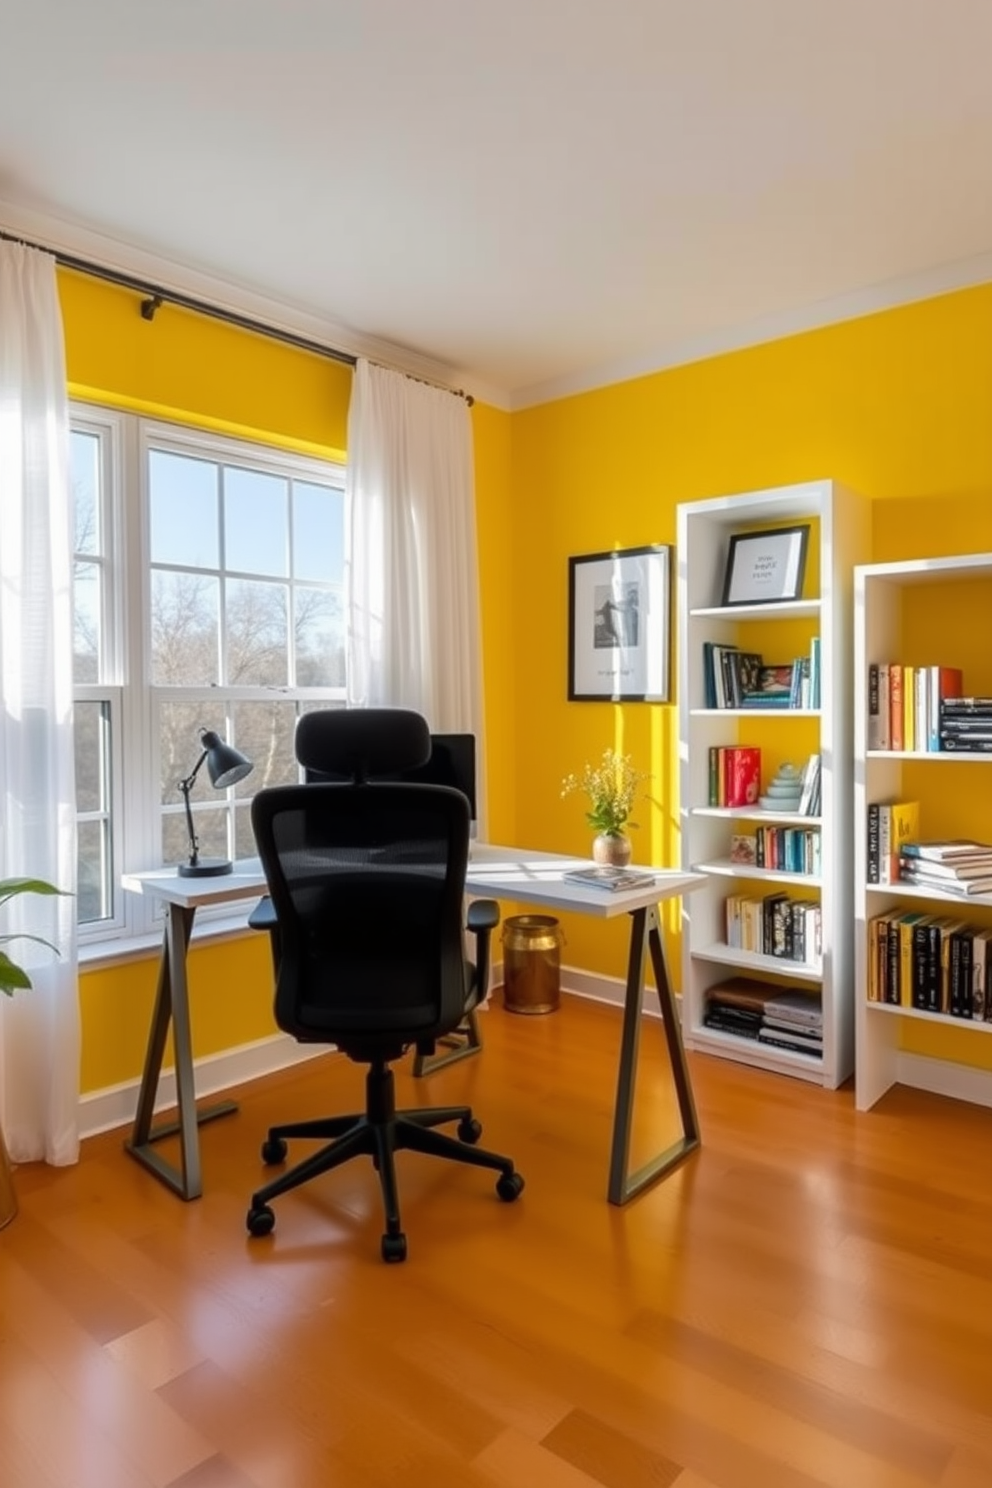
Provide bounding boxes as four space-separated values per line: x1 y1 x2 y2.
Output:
721 524 810 607
568 544 671 701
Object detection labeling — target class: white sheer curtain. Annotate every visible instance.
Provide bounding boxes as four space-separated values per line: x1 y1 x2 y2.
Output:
0 241 79 1166
346 359 483 735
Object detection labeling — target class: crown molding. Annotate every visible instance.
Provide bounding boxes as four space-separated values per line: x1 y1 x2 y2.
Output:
0 194 503 401
510 251 992 411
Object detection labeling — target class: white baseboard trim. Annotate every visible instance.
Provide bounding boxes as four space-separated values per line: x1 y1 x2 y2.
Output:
78 1034 326 1140
493 958 665 1018
79 965 670 1141
896 1052 992 1110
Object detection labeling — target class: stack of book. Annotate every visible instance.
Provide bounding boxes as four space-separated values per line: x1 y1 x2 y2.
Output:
939 697 992 753
703 978 823 1058
867 662 963 751
724 891 822 967
898 840 992 898
867 799 920 885
702 638 820 710
868 907 992 1017
756 990 823 1058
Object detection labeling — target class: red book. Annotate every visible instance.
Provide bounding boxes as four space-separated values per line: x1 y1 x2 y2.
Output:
723 746 761 807
889 665 904 751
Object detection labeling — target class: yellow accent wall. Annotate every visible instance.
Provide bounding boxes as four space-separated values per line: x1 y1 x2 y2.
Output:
506 282 992 1071
63 265 992 1093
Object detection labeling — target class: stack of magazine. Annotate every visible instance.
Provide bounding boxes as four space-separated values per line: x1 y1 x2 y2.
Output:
703 979 822 1059
562 865 657 892
899 840 992 897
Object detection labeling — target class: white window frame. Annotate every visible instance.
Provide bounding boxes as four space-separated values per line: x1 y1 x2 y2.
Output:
71 402 347 958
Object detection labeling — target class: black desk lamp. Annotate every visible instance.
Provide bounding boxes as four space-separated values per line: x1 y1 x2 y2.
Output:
177 728 254 878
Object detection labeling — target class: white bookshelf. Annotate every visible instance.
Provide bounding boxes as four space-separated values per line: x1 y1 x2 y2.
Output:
677 480 871 1088
854 553 992 1111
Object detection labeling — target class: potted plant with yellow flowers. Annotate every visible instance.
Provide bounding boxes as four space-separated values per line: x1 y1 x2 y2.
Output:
561 748 649 867
1 875 65 1229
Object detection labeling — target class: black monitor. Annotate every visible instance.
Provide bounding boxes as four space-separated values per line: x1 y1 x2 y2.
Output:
305 732 478 836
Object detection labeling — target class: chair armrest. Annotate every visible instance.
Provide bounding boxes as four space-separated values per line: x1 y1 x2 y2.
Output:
466 898 500 935
248 894 280 974
247 895 277 933
466 898 500 1002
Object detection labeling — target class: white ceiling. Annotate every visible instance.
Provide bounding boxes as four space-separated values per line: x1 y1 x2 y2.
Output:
2 0 991 409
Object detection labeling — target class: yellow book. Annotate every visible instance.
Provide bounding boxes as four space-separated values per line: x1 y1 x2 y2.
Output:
886 800 920 883
902 665 915 752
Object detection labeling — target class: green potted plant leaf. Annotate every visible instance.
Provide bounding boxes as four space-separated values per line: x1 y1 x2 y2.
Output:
1 876 64 994
1 875 66 1229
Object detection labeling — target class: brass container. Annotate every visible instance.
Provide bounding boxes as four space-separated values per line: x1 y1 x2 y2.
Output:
501 914 562 1015
0 1126 18 1231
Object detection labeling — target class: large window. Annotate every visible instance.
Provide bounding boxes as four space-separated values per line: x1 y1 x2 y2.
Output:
71 408 346 944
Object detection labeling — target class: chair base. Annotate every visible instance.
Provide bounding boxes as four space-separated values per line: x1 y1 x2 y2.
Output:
246 1059 522 1262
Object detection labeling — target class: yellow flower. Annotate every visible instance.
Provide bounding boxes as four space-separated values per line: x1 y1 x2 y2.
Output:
561 749 649 836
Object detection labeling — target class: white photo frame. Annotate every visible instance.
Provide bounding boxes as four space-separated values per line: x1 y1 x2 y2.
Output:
568 544 671 702
721 524 810 606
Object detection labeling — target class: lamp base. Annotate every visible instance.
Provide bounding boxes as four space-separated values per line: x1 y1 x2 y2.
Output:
178 858 234 878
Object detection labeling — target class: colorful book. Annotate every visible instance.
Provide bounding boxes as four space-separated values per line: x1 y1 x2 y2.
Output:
927 666 964 751
723 746 761 807
889 665 904 751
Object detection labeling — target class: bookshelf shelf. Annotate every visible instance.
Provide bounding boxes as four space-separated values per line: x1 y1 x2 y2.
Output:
693 944 824 983
695 859 822 887
854 552 992 1112
866 1000 992 1034
690 1023 824 1079
690 708 821 719
690 599 822 622
678 480 870 1088
691 805 823 825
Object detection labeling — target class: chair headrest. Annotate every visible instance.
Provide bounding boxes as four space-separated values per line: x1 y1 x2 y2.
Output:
295 709 432 781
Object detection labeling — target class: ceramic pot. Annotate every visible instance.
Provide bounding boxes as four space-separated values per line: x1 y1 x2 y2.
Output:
592 832 632 867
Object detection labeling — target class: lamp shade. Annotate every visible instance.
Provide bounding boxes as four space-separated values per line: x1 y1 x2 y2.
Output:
201 731 254 790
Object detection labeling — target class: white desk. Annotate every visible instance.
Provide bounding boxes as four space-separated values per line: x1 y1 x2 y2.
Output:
466 845 705 1203
122 849 705 1205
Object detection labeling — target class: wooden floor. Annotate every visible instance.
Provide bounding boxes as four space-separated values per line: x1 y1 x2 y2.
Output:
3 991 992 1488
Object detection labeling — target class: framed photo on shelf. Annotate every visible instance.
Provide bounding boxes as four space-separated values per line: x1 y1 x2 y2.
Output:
568 544 671 701
721 524 810 606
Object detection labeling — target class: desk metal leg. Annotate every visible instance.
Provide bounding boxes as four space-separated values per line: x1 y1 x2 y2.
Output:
412 1010 482 1077
608 903 701 1205
124 902 238 1200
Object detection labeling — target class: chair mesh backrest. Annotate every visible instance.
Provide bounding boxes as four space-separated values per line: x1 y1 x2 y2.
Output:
251 782 471 1045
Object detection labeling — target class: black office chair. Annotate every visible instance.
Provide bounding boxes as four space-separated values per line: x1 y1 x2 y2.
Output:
246 708 524 1262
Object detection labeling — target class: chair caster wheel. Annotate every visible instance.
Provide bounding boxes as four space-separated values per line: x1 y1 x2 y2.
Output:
246 1203 276 1237
381 1232 407 1263
261 1136 288 1165
458 1116 482 1144
496 1171 525 1202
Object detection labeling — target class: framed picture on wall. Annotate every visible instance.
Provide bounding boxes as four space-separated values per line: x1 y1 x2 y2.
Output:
568 544 672 701
721 524 810 606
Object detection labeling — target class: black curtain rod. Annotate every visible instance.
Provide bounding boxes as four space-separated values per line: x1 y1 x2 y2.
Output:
0 227 473 404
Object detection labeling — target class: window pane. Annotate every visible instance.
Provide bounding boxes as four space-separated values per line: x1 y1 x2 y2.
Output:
234 803 256 861
77 818 113 923
293 480 344 584
159 701 229 803
73 560 101 683
224 467 288 577
295 587 345 687
151 570 220 685
149 451 219 568
162 805 231 869
72 430 101 556
232 701 299 794
74 699 110 813
226 579 288 685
